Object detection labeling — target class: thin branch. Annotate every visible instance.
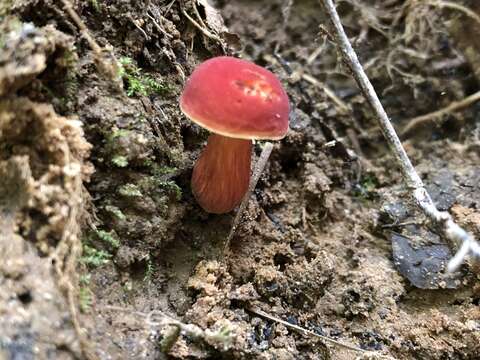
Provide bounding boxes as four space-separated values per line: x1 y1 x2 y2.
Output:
401 90 480 137
181 7 222 43
247 306 366 353
59 0 102 54
301 73 350 114
59 0 122 91
224 142 274 253
319 0 480 271
147 12 174 39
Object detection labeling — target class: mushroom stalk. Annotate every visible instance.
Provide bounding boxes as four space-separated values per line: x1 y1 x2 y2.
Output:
191 134 252 214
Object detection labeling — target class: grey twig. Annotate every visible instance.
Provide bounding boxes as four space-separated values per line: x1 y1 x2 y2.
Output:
224 142 274 253
319 0 480 271
247 306 366 353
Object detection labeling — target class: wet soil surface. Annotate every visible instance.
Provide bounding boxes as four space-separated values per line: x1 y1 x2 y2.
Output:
1 0 480 359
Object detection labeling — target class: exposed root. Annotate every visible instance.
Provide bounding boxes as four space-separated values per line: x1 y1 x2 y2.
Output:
402 90 480 137
181 4 222 44
59 0 123 91
424 0 480 26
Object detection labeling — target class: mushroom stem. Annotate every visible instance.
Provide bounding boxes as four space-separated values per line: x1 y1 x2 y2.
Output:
191 134 252 214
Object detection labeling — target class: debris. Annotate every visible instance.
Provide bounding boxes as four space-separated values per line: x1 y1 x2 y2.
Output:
391 233 462 289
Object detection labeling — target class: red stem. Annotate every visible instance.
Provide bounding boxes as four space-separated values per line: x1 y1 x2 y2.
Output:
191 134 251 214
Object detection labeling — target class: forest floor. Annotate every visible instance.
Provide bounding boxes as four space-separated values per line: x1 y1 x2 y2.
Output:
1 0 480 359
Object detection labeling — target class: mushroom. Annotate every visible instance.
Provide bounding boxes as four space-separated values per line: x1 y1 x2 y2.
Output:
180 56 290 214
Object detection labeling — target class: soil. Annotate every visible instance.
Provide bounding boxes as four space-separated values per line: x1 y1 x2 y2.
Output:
1 0 480 359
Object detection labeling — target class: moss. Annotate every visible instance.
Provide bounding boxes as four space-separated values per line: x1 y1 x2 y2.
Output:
112 155 128 167
95 229 120 249
81 244 112 267
79 286 93 313
143 256 155 282
118 57 171 97
151 164 178 177
353 174 379 201
61 50 80 105
110 129 131 140
139 176 182 201
106 130 133 167
79 274 91 286
160 180 182 201
89 0 101 12
105 205 126 221
118 183 142 197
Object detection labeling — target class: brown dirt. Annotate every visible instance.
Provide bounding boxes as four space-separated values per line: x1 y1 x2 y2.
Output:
1 0 480 359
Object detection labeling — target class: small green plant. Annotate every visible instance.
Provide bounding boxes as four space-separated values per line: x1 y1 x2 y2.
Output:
79 286 93 313
353 173 379 201
160 180 182 201
79 274 91 286
118 183 142 197
152 165 178 177
112 155 128 167
118 57 170 97
144 256 155 282
81 244 112 267
89 0 101 12
95 229 120 249
139 176 182 201
105 205 126 221
110 129 131 140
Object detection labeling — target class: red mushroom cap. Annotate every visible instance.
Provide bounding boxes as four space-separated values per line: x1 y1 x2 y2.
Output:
180 56 289 140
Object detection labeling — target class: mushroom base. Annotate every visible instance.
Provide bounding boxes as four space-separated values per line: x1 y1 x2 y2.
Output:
191 134 252 214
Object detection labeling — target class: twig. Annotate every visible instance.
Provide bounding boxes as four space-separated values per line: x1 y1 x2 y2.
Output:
247 306 365 353
59 0 122 91
146 12 174 39
59 0 102 54
301 73 350 114
224 142 274 253
192 1 208 30
129 16 149 40
401 90 480 137
319 0 480 271
181 7 222 43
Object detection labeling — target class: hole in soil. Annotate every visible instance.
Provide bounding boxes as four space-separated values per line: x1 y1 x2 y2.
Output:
278 151 301 175
304 247 316 263
181 124 204 151
17 291 33 305
273 253 292 271
129 258 150 281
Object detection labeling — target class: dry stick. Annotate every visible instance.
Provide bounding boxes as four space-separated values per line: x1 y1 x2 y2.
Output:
224 142 274 253
60 0 122 90
247 306 366 353
59 0 102 54
301 73 350 114
402 90 480 137
181 7 222 43
319 0 480 272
